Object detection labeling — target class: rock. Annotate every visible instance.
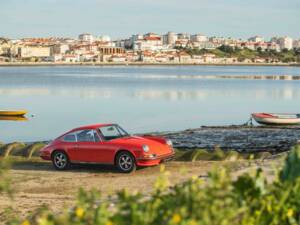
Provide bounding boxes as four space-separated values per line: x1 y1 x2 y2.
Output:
161 126 300 153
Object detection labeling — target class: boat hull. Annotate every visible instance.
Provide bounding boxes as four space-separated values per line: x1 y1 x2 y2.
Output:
0 110 27 116
252 113 300 125
0 116 28 121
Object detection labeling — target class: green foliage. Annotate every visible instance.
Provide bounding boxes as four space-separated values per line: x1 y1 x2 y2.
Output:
0 159 13 197
280 146 300 182
175 148 271 161
5 146 300 225
179 45 300 63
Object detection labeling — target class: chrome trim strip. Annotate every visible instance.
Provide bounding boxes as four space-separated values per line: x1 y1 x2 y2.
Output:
70 161 114 165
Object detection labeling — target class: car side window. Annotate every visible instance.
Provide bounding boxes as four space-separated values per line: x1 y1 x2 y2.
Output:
63 133 77 142
99 126 121 140
77 129 95 142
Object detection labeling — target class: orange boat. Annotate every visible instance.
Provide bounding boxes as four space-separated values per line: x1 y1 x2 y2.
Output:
252 113 300 125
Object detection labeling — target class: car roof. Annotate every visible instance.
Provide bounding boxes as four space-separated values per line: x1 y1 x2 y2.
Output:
71 123 114 132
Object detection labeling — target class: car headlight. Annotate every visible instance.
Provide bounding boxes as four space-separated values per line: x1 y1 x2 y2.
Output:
142 145 150 152
166 139 173 146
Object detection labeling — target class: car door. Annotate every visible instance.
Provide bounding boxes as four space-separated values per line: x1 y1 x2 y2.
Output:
92 129 116 164
62 131 81 161
76 129 115 164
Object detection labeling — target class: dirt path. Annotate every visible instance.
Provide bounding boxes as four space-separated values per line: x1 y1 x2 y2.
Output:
0 159 282 223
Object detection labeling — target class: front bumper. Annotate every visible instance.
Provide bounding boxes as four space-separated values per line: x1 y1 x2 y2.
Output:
136 152 175 167
40 151 51 160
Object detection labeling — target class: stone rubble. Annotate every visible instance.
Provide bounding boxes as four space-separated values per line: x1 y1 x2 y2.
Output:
161 126 300 153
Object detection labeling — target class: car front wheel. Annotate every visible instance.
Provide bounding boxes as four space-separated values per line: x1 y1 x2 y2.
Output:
52 151 70 170
116 152 136 173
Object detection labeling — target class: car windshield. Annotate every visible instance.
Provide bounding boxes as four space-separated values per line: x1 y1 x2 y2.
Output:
98 125 129 141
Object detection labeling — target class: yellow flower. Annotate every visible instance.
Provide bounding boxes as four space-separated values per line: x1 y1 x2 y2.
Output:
105 221 113 225
171 214 181 224
188 219 198 225
75 207 84 218
287 208 294 218
21 220 30 225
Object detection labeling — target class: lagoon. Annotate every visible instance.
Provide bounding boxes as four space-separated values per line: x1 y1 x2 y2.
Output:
0 65 300 143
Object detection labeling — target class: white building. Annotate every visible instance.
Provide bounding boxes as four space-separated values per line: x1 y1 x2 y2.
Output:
177 33 190 40
98 35 111 42
52 44 69 54
276 36 293 50
190 34 208 42
293 40 300 48
63 54 79 62
78 33 94 43
248 36 264 43
167 32 177 45
133 33 163 51
18 45 51 58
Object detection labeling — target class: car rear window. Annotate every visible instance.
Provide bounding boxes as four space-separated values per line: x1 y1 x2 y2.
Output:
77 130 95 142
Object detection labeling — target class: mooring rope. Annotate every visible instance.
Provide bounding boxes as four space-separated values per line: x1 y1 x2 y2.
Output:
242 116 254 126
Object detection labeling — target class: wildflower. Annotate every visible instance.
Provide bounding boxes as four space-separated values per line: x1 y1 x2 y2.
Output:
21 220 30 225
105 221 113 225
171 214 181 224
287 208 294 218
188 219 198 225
75 207 84 218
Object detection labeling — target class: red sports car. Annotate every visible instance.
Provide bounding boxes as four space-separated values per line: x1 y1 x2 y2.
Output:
40 124 175 172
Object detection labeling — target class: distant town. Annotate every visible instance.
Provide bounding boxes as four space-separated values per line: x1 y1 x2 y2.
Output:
0 32 300 64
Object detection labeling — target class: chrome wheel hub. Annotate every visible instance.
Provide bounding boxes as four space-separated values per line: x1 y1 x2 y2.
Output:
54 153 67 168
119 154 133 171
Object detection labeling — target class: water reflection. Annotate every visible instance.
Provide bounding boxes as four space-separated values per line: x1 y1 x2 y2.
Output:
1 86 300 101
0 116 28 121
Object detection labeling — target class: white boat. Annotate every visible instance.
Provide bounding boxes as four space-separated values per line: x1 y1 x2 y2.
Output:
252 113 300 125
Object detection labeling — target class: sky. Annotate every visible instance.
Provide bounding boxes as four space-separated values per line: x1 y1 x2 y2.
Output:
0 0 299 40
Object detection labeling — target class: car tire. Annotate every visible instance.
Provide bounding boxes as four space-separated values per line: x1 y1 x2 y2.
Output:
116 151 136 173
52 151 70 170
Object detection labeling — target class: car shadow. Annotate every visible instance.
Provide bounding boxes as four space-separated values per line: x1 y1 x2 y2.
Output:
10 160 147 174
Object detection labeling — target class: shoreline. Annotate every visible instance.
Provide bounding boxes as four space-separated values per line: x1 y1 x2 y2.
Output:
2 125 300 153
0 62 300 67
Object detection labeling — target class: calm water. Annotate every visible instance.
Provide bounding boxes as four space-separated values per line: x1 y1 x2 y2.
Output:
1 65 300 143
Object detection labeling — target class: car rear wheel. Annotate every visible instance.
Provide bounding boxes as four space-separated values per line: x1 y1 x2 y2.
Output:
52 151 70 170
116 152 136 173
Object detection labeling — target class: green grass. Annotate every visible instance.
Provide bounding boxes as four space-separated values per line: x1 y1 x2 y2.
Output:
175 148 273 161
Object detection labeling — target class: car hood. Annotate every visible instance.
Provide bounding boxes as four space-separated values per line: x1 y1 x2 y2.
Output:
109 136 171 154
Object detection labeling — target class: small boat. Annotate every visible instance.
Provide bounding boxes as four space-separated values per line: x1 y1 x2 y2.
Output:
0 110 27 117
252 113 300 125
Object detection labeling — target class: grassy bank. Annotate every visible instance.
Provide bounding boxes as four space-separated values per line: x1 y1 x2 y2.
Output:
0 141 276 162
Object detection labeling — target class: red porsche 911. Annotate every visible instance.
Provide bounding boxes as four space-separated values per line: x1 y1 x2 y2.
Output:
40 124 175 173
